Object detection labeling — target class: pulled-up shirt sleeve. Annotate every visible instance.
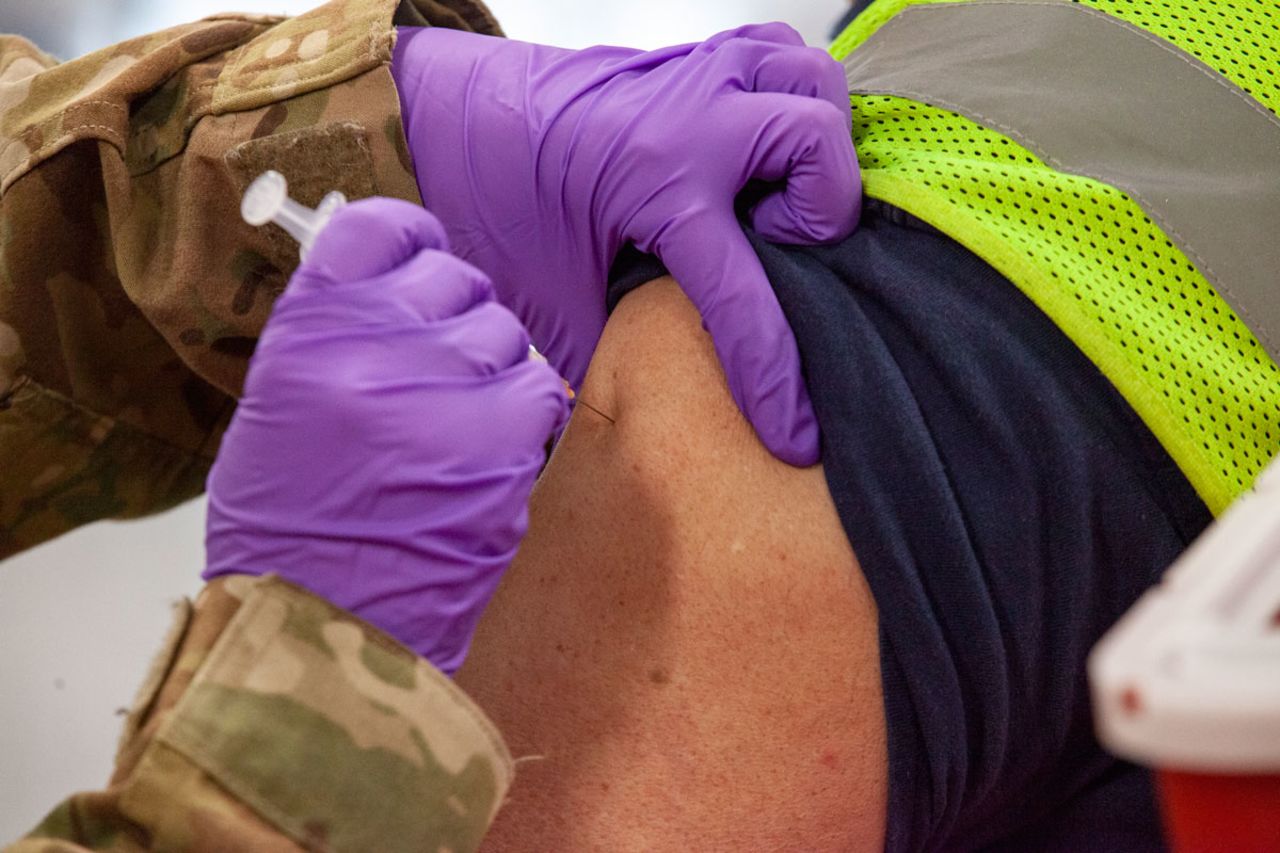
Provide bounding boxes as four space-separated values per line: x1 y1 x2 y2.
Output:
0 0 500 558
6 575 514 853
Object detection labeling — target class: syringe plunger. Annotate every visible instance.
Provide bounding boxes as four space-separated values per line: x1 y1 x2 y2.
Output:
240 170 346 258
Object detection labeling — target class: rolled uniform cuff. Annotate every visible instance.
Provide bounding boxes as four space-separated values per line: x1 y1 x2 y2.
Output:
19 575 512 853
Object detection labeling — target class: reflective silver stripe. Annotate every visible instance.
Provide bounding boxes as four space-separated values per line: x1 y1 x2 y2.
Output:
842 0 1280 361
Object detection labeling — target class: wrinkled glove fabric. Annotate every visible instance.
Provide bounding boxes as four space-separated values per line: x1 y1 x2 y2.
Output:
393 24 862 465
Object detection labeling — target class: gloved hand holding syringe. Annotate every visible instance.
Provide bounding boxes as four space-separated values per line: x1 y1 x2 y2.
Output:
209 177 570 675
240 170 559 371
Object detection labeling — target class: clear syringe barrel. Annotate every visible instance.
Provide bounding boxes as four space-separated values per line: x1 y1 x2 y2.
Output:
240 170 346 258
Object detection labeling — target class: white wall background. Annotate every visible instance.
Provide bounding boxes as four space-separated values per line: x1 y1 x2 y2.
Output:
0 0 851 839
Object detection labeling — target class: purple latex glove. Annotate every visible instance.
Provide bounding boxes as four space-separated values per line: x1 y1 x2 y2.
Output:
204 198 569 674
393 23 860 466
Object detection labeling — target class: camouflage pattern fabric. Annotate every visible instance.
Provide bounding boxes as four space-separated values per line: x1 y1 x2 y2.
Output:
6 575 514 852
1 1 518 849
0 0 500 558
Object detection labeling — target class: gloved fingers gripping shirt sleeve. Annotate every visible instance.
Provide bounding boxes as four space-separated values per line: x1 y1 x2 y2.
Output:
0 0 495 558
6 576 513 853
737 94 860 243
393 24 863 468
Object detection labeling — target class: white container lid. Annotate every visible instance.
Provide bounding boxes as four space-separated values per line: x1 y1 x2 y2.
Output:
1089 455 1280 773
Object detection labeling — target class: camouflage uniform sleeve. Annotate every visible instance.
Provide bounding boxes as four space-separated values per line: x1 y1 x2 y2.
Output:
0 0 501 558
5 575 514 853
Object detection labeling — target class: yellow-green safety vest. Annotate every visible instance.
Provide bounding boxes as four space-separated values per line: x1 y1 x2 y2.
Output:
831 0 1280 515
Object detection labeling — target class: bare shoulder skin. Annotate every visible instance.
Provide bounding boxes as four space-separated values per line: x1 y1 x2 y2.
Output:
456 278 888 851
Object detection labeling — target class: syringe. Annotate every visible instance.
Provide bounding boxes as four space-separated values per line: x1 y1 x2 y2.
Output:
238 171 574 399
240 170 347 259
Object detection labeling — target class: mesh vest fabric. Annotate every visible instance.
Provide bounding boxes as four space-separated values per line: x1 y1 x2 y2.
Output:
831 0 1280 515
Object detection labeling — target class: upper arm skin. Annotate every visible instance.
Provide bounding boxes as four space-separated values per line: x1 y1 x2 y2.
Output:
456 278 887 851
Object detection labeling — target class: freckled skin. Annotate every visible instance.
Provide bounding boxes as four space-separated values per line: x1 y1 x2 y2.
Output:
458 278 888 851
